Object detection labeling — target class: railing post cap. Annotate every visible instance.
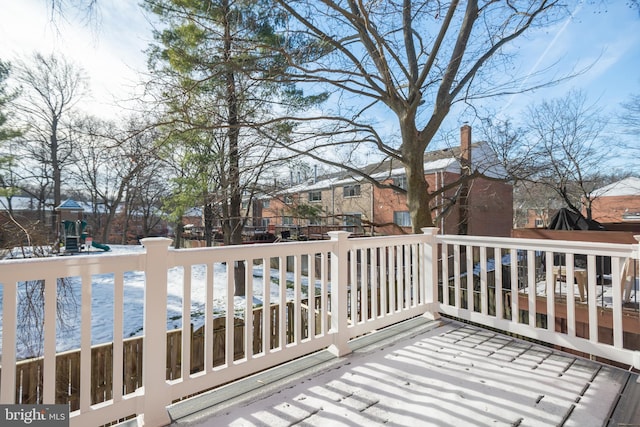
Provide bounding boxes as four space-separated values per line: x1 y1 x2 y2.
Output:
140 237 173 248
633 351 640 370
327 231 351 240
421 227 440 235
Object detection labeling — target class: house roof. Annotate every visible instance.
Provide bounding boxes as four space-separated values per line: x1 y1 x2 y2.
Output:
592 177 640 197
0 197 126 215
331 141 503 180
56 199 85 211
0 196 53 211
277 141 507 195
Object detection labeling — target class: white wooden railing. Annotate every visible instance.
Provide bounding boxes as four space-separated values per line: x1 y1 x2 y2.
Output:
435 234 640 368
0 228 638 426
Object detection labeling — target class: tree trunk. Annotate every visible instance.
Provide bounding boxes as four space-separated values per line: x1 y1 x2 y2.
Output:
204 202 215 247
402 117 435 233
222 0 246 296
102 206 117 243
405 161 434 233
51 118 61 237
584 200 593 221
174 222 184 249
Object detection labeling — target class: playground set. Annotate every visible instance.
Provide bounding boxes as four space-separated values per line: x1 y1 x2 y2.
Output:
56 199 110 254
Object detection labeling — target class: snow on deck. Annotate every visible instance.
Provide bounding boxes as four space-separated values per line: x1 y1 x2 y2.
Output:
169 318 630 426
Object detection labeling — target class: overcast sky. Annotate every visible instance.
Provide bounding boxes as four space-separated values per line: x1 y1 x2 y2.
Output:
0 1 638 130
0 0 152 118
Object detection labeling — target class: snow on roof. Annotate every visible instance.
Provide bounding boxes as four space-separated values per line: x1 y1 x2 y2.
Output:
592 177 640 197
184 207 203 217
368 157 459 181
277 141 506 194
0 196 53 211
0 197 122 214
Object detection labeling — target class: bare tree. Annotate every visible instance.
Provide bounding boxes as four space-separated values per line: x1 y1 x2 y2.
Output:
524 90 609 220
15 277 78 358
485 90 611 224
269 0 577 232
618 93 640 181
69 115 158 243
12 53 88 238
620 93 640 159
44 0 100 25
121 157 169 242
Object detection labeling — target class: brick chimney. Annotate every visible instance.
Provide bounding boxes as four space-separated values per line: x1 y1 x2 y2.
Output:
460 124 472 170
458 124 471 235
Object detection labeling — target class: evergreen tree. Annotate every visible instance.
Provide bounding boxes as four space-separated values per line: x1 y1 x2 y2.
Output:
145 0 324 294
0 60 21 196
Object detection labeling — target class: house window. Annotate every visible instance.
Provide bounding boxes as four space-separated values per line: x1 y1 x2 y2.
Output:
241 200 249 210
309 191 322 202
393 175 407 191
284 195 293 204
535 218 544 228
261 218 270 227
343 212 362 227
282 216 293 225
343 184 361 197
262 199 270 208
394 211 412 227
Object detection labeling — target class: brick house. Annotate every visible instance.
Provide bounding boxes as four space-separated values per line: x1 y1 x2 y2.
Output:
589 177 640 224
259 175 375 237
261 125 513 237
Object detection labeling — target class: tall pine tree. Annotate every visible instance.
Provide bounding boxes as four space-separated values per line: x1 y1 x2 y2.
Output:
145 0 325 294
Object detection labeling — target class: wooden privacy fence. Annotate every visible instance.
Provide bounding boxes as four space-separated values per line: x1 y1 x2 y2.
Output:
6 300 325 411
6 281 395 412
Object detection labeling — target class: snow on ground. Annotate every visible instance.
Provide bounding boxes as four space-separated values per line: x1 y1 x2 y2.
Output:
532 277 639 306
465 251 639 306
1 245 312 359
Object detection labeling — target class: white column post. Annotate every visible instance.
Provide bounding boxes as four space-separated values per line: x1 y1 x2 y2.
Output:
327 231 351 357
634 236 640 369
421 227 441 319
140 237 173 426
0 282 16 403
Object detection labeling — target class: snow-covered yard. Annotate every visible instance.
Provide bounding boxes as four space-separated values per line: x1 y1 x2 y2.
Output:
1 245 311 358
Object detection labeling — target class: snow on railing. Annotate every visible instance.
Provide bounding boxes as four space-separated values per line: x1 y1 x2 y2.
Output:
0 229 638 426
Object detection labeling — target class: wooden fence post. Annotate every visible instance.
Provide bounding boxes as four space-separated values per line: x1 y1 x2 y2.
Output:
140 237 173 426
422 227 441 319
327 231 351 357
